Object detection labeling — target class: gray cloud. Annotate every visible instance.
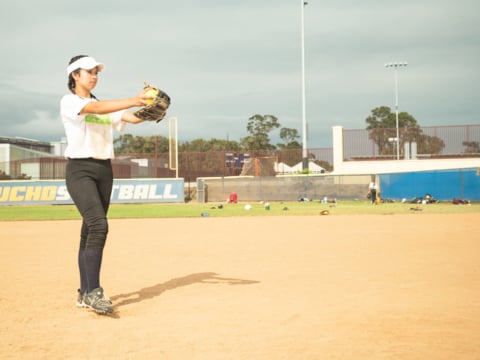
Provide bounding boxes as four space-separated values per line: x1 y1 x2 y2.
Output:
1 0 479 147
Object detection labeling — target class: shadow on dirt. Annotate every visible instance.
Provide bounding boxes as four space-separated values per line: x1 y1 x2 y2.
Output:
110 272 260 309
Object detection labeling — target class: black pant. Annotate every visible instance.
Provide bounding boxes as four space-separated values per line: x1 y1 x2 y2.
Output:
66 158 113 292
66 158 113 250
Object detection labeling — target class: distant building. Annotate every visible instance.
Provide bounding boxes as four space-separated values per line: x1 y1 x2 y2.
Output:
0 136 60 178
276 161 326 174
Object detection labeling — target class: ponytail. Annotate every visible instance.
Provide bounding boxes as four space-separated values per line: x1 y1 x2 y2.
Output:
67 55 87 94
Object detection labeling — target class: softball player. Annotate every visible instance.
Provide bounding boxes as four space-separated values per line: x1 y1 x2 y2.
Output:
60 55 149 314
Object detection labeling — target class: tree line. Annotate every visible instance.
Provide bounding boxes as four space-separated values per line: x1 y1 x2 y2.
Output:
114 113 300 154
114 106 476 156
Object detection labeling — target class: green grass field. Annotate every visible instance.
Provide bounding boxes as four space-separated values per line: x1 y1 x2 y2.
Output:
0 200 478 221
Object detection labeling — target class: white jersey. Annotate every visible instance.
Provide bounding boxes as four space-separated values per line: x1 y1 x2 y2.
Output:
60 94 126 159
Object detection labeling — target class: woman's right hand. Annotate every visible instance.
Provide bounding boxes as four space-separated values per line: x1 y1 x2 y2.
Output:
136 87 157 106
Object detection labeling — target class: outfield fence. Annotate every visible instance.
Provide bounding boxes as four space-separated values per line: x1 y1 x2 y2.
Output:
1 125 478 182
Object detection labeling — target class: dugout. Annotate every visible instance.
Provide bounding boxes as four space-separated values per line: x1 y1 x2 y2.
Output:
196 174 371 203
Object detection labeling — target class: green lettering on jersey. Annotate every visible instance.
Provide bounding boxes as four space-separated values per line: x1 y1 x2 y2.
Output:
85 114 112 125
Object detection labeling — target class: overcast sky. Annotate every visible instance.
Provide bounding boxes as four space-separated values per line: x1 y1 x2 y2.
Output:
1 0 479 148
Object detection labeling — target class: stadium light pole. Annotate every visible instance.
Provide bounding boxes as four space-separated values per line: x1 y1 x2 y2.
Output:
385 61 408 160
301 0 308 170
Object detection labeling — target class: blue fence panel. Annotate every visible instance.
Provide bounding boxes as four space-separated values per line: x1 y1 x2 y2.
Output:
379 168 480 201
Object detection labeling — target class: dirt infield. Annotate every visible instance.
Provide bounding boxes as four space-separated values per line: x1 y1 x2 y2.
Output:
1 214 479 359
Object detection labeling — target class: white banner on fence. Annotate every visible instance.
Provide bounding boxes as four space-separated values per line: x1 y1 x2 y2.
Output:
0 178 184 205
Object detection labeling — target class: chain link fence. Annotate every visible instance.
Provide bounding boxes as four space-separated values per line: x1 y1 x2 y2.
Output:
1 125 478 181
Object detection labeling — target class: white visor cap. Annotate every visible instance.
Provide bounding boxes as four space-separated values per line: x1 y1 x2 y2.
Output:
67 56 105 75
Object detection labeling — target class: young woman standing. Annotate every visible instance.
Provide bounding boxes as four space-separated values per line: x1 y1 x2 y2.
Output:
61 55 150 314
